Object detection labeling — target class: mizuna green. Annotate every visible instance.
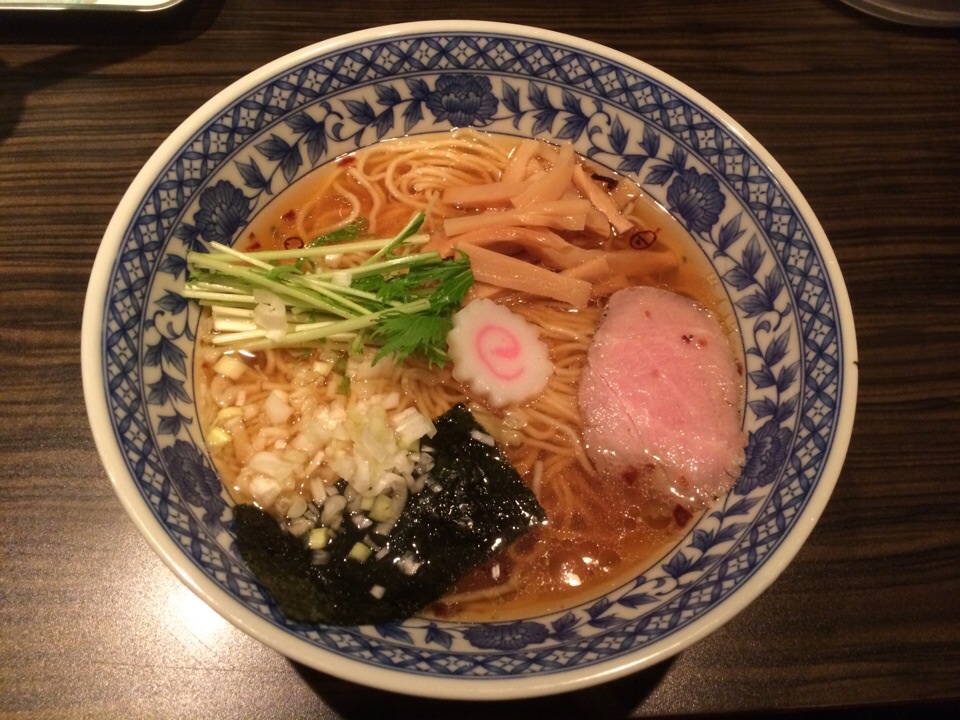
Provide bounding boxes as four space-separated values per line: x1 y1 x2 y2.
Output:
183 212 473 367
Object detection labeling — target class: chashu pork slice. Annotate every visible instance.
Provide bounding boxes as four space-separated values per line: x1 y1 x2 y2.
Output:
579 286 746 507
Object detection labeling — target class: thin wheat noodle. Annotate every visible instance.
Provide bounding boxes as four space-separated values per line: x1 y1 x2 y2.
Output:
500 138 540 183
295 167 345 238
529 392 582 427
346 167 384 232
541 454 576 480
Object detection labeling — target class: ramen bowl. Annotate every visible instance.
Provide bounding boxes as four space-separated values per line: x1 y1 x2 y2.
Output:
81 21 857 700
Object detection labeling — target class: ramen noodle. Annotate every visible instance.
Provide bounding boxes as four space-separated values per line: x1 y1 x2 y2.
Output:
193 129 743 621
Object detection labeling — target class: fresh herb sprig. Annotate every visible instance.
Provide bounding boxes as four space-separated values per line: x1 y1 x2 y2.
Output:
183 213 473 367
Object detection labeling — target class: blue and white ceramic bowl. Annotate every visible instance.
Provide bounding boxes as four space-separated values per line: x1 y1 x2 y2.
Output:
82 21 858 700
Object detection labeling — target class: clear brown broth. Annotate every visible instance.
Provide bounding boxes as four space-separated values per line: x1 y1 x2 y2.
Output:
198 131 741 622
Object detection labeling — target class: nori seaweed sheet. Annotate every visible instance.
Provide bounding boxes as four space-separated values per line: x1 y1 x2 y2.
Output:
234 404 546 625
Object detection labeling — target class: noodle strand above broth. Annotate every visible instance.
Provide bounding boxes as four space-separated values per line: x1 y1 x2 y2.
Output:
194 129 743 622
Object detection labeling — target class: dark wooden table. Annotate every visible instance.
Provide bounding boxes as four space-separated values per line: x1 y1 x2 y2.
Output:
2 1 958 717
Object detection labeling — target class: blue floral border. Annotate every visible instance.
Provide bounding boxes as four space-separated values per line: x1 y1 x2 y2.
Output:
98 31 847 676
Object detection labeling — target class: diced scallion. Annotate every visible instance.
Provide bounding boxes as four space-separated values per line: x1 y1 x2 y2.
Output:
307 527 329 550
347 542 372 563
368 494 394 523
205 426 232 449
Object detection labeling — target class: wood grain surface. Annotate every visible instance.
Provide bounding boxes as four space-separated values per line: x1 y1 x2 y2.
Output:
1 1 958 717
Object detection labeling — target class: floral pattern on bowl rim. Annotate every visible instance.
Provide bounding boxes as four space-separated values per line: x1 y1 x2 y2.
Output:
82 21 857 699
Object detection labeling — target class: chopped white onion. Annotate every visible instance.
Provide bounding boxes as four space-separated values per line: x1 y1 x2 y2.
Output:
470 429 496 446
396 552 422 576
392 406 436 447
252 289 288 341
330 271 352 287
248 476 281 508
287 516 314 537
264 389 293 425
320 494 347 528
213 354 248 380
247 452 295 485
286 495 308 519
222 345 448 556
